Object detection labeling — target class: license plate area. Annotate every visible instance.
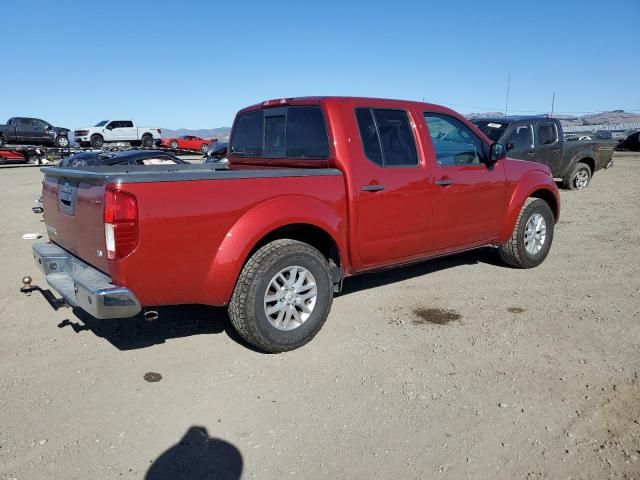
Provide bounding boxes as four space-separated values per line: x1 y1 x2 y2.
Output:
58 177 79 215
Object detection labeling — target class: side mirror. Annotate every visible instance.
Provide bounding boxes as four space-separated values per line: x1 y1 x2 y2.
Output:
106 124 113 130
489 142 507 163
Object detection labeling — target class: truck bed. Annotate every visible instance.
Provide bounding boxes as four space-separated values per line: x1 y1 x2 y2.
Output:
40 163 346 307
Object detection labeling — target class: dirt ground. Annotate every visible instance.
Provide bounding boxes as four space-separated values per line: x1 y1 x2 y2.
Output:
1 153 639 480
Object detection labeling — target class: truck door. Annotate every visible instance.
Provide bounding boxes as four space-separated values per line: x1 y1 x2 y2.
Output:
350 107 432 267
119 121 137 141
16 118 36 143
503 122 535 162
103 121 118 141
534 122 563 174
423 112 506 251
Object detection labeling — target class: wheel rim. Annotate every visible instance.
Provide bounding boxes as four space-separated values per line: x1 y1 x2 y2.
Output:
574 169 589 189
58 137 69 147
264 265 318 331
524 213 546 255
171 141 177 149
201 144 208 152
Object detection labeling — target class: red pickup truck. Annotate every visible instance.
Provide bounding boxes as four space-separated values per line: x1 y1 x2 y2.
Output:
32 97 559 352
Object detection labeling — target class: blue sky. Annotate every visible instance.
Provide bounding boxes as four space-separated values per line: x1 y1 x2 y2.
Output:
2 0 639 129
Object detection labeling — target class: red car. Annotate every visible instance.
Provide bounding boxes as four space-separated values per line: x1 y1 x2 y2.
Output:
0 149 26 163
32 96 560 352
159 135 211 153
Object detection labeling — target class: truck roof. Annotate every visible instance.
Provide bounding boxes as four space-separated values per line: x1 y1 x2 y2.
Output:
472 115 556 123
237 96 456 115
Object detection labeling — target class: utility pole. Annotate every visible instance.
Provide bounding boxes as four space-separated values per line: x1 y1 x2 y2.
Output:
504 73 511 118
550 92 555 118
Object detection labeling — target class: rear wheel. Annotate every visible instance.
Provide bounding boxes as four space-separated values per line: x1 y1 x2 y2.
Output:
90 134 104 148
200 143 209 153
499 198 555 269
141 135 153 148
229 239 333 353
170 140 178 149
564 162 591 190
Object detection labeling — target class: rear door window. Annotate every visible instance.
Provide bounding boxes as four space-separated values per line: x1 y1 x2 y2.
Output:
355 108 418 167
230 107 329 159
537 123 558 145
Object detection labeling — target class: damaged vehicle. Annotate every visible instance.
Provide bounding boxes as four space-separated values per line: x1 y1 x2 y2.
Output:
471 117 615 190
29 97 559 352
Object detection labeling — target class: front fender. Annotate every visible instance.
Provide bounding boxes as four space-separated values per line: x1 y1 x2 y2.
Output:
497 170 560 243
202 195 347 305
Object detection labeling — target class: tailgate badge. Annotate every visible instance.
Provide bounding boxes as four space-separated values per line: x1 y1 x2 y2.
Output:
63 179 71 193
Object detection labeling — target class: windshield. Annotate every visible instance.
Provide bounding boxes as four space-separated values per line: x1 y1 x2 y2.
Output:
94 121 108 127
471 120 510 142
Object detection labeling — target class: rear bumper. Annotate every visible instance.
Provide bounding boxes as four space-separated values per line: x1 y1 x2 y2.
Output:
32 242 141 319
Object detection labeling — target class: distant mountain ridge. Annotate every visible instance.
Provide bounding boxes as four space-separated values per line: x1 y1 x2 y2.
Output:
467 110 640 127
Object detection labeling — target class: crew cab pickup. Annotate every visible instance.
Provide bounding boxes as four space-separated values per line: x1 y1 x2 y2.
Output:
32 97 560 352
0 117 70 148
74 120 161 148
471 116 615 190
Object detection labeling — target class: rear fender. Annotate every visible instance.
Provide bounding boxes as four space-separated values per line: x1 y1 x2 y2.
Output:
202 195 347 305
497 171 560 243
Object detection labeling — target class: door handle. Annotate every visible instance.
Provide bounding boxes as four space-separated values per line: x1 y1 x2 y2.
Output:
552 149 561 153
361 184 385 192
527 152 536 157
435 179 454 186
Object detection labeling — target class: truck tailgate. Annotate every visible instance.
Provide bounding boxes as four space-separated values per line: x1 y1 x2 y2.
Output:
42 172 109 273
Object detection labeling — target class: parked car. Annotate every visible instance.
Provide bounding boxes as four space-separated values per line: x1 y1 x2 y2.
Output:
31 96 559 352
74 120 161 148
472 117 615 190
616 130 640 151
0 117 70 148
204 141 228 163
0 149 27 163
159 135 212 153
57 150 187 168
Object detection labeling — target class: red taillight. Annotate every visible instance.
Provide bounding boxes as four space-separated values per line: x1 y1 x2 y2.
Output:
104 189 138 260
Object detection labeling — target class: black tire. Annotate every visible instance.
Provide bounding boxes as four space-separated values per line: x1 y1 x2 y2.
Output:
90 134 104 148
229 239 334 353
200 143 209 153
141 135 153 148
170 140 178 149
563 162 591 190
55 136 69 148
499 198 555 269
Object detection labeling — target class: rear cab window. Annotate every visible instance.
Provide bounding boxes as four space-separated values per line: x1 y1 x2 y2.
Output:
230 106 329 159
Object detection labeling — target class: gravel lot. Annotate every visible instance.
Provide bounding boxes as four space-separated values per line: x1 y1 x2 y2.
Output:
1 153 639 480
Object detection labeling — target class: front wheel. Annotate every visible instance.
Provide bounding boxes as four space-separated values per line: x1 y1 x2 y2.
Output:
55 136 69 148
200 143 209 153
499 198 555 269
229 239 334 353
90 134 104 148
564 162 591 190
170 140 178 149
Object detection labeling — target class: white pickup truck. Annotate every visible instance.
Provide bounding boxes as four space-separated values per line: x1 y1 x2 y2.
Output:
74 120 161 148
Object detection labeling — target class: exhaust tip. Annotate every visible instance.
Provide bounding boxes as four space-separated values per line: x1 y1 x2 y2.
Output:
143 310 159 322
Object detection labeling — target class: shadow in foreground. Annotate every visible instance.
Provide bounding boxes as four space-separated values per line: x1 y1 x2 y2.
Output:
58 304 255 352
146 427 242 480
340 246 502 296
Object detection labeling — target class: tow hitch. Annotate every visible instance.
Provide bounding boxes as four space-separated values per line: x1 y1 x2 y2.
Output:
20 275 69 310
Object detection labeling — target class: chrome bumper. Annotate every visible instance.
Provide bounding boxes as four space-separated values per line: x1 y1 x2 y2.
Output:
32 242 141 319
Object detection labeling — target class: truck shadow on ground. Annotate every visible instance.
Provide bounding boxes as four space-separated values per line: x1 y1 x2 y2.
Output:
56 247 500 351
145 426 242 480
